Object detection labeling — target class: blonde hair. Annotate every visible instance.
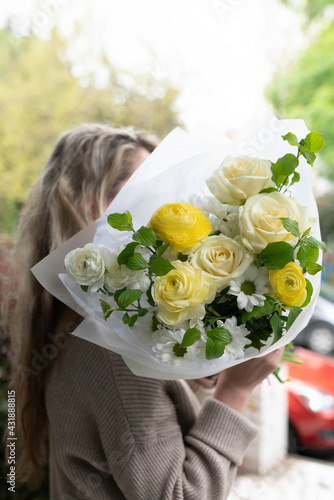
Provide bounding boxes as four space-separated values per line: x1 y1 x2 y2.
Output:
8 123 158 488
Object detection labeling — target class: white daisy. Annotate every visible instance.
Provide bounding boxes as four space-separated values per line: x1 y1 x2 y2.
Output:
152 327 201 366
216 317 252 358
229 266 269 313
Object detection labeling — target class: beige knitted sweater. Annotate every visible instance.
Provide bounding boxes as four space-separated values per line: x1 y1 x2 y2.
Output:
46 334 257 499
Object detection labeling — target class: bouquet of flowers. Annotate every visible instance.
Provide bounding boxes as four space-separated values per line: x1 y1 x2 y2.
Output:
61 123 325 376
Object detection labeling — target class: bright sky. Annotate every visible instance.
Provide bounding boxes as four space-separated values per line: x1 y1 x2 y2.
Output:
1 0 306 133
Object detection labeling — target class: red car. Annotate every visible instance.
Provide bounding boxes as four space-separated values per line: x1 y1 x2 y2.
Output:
287 347 334 455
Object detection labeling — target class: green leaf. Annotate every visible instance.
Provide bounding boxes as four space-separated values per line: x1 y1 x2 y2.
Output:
117 241 138 265
259 187 278 194
146 286 155 307
99 299 116 320
205 327 232 360
205 338 225 360
297 244 319 269
273 154 299 176
107 211 133 231
282 132 299 146
279 218 300 238
246 332 268 350
150 258 175 276
122 312 130 324
114 287 126 302
156 243 169 258
133 226 157 247
116 289 143 308
286 306 303 331
270 313 283 344
299 147 316 166
304 237 327 252
181 328 202 348
306 263 324 275
126 253 148 270
242 297 276 322
301 279 313 308
303 132 325 154
128 314 139 327
80 284 89 292
259 242 294 270
291 171 300 186
138 308 148 317
302 227 312 238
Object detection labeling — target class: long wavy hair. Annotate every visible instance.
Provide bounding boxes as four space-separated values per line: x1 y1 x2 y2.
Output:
7 123 158 488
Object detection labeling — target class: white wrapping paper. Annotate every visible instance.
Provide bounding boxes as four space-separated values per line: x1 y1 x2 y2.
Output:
31 117 321 379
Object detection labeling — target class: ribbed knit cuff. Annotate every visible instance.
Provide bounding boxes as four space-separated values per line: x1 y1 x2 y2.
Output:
188 398 258 466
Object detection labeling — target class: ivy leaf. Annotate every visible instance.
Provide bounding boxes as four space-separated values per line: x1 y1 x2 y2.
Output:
126 253 148 271
107 212 133 231
297 244 319 269
286 306 303 331
133 226 156 247
259 242 294 270
99 299 116 320
117 241 138 265
306 263 324 275
270 313 283 344
279 218 300 238
303 132 325 154
181 328 202 348
116 289 143 308
282 132 298 146
150 258 175 276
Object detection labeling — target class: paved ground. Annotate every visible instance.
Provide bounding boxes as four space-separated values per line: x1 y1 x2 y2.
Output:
229 455 334 500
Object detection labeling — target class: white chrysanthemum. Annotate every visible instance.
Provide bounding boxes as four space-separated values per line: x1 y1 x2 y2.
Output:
229 266 269 312
104 246 150 292
188 194 239 238
216 317 252 358
152 328 201 366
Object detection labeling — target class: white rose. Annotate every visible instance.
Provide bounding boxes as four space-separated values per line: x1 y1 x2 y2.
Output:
64 243 112 292
104 247 150 292
206 155 274 204
239 191 309 253
190 235 253 291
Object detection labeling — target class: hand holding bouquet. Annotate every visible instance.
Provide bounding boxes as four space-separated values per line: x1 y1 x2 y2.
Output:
64 129 325 372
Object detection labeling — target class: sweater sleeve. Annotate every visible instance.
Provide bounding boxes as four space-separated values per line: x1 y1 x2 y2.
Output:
100 351 258 500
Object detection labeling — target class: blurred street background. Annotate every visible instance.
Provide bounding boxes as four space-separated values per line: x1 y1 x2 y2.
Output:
1 0 334 498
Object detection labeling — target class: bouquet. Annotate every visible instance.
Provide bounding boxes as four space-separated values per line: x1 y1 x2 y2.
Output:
59 121 325 378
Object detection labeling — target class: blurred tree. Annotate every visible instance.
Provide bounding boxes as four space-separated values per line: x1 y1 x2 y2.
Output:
266 2 334 180
0 26 182 233
281 0 334 20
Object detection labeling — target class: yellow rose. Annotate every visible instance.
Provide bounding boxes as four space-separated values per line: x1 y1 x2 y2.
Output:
151 261 217 326
148 202 212 254
206 155 274 205
269 262 307 307
190 235 253 291
239 192 309 253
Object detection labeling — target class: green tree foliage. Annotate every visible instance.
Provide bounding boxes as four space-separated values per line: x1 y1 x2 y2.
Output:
266 22 334 180
0 27 182 232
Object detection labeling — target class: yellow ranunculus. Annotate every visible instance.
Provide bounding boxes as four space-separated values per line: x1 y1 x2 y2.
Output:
269 262 307 307
148 202 212 254
151 261 217 326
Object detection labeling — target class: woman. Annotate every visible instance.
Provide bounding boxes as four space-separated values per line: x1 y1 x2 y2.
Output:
9 123 283 499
